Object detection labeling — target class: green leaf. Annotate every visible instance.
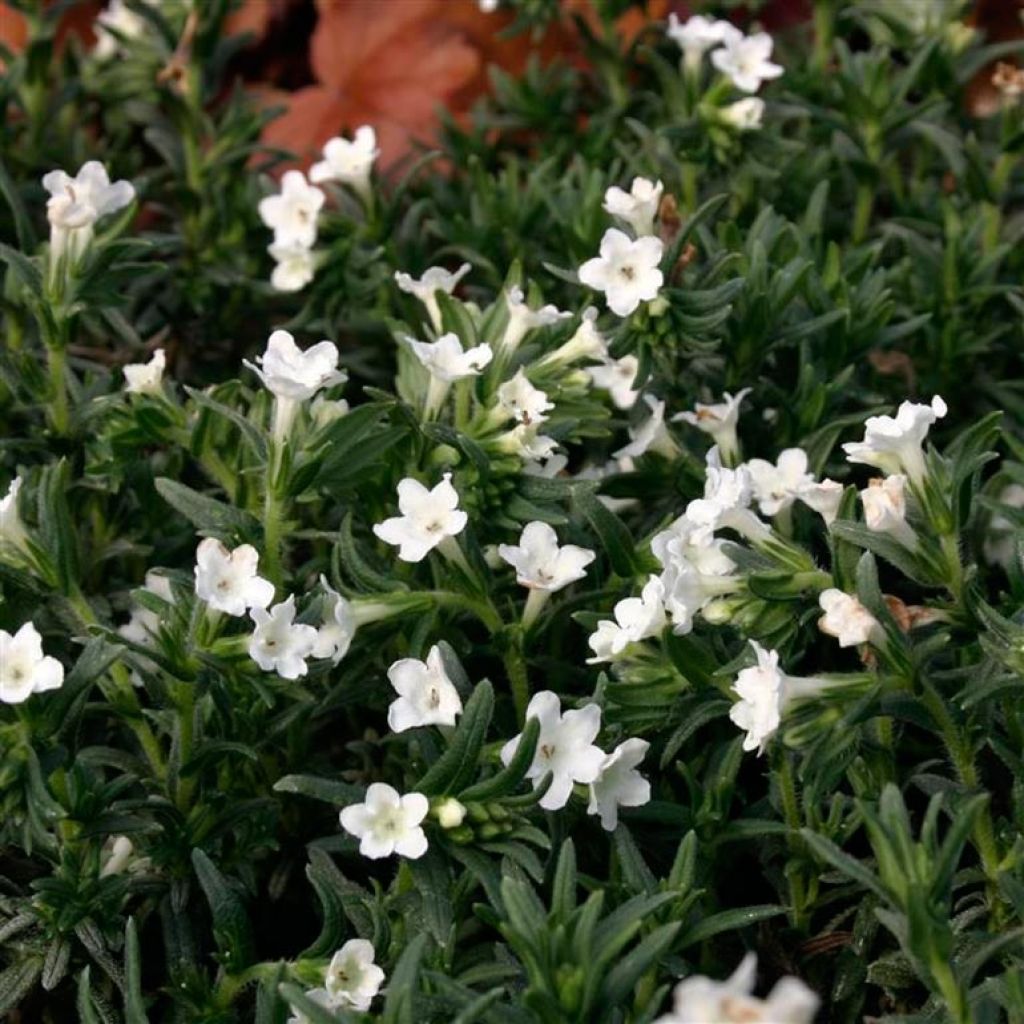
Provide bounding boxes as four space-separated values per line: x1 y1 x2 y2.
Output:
155 477 260 539
460 715 539 800
676 905 785 948
185 386 268 461
381 933 428 1024
551 839 577 922
274 774 365 806
572 486 640 577
123 919 149 1024
0 241 43 298
191 848 254 971
303 848 374 953
417 680 494 795
600 922 680 1007
801 829 888 900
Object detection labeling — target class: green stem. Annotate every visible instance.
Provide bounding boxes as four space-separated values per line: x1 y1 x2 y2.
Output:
504 641 530 723
852 182 874 244
44 333 70 436
776 752 808 930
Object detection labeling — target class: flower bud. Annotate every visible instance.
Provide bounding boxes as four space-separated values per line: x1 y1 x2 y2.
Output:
433 797 467 829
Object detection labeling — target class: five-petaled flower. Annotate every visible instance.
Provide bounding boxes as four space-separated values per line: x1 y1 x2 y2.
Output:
587 354 641 410
745 448 815 517
578 228 664 317
842 395 947 484
123 349 166 396
0 622 64 705
673 388 750 463
386 644 463 732
860 474 917 548
310 126 380 199
194 538 275 617
339 783 429 860
249 596 319 679
268 241 317 293
258 170 325 249
818 589 881 648
498 521 595 592
496 369 554 426
312 576 356 664
721 96 766 130
666 13 739 70
587 738 651 831
710 31 784 93
395 263 471 332
373 473 468 562
324 939 386 1012
587 576 667 663
602 177 664 237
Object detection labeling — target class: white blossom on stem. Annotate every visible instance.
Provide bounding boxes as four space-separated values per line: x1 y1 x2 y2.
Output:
818 589 881 648
0 622 64 704
587 738 651 830
386 645 463 732
796 478 844 525
123 349 166 395
860 475 917 549
578 229 664 317
309 126 379 199
673 389 750 463
498 521 595 592
248 596 318 679
339 783 429 860
500 287 571 354
497 369 554 426
842 396 947 484
324 939 385 1012
269 241 317 292
395 264 471 332
0 477 29 556
667 13 740 71
312 576 356 664
602 177 664 237
745 448 815 517
587 576 666 663
587 354 642 410
258 171 324 248
710 31 784 93
721 96 766 130
373 474 467 562
194 538 275 617
615 395 676 459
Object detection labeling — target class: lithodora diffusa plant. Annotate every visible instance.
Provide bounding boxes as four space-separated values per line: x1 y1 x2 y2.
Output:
1 0 1024 1022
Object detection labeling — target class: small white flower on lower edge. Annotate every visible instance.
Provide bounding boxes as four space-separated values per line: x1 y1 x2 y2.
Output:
615 395 675 460
373 473 468 563
0 622 64 704
245 330 346 403
194 538 275 617
309 126 379 197
0 476 29 554
386 645 463 732
603 177 664 237
587 354 641 410
587 738 651 831
655 953 819 1024
500 691 605 811
860 474 917 548
721 96 766 130
395 263 471 332
324 939 386 1012
312 576 356 665
710 31 784 93
406 332 493 383
501 287 572 354
673 389 750 462
123 349 166 395
248 596 318 679
258 171 324 249
339 783 429 860
587 576 666 663
268 241 316 292
818 589 880 648
497 369 554 426
796 478 844 525
578 229 664 318
745 448 814 517
728 641 784 755
498 521 595 592
842 395 947 483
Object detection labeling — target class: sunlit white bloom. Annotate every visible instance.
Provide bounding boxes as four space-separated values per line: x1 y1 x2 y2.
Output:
710 31 784 93
497 369 554 426
194 538 274 617
248 596 318 679
94 0 155 59
120 571 174 646
587 354 641 410
395 263 471 332
603 177 664 237
0 622 64 704
588 738 651 831
578 229 664 317
745 448 815 517
498 424 560 462
796 478 844 525
99 835 151 877
818 589 881 648
615 395 676 459
269 241 317 292
666 13 740 70
324 940 386 1012
652 514 736 581
498 521 595 592
842 396 947 483
587 576 666 663
673 389 750 463
386 645 463 732
406 332 492 384
123 348 166 395
721 96 766 130
660 559 741 635
655 953 819 1024
501 287 572 354
860 475 917 549
500 691 605 810
312 576 356 664
373 473 467 562
984 484 1024 568
685 447 771 545
309 126 379 198
0 477 29 555
538 307 608 372
729 641 785 754
339 783 429 860
258 171 324 248
245 330 345 408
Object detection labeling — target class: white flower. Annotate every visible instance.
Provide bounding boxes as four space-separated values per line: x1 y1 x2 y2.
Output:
120 571 174 646
818 589 881 648
721 96 766 130
42 161 135 265
339 783 429 860
479 0 499 10
99 835 150 877
729 641 785 754
842 396 947 483
578 229 664 318
602 177 664 237
245 330 346 402
500 691 605 810
94 0 155 59
123 348 166 395
587 354 641 410
312 576 356 664
587 576 666 663
796 478 844 525
710 31 784 93
655 953 819 1024
258 171 324 248
501 287 572 354
0 622 64 704
587 738 651 831
395 264 471 332
666 13 740 70
194 538 274 617
248 596 318 679
615 395 675 459
860 474 917 549
685 447 771 546
0 476 29 554
523 452 569 478
745 448 815 517
497 369 554 426
269 241 316 292
386 645 463 732
498 424 560 462
652 514 736 581
373 473 467 562
537 307 608 371
309 126 379 197
406 333 492 383
498 521 595 592
660 559 740 635
984 484 1024 568
673 389 751 462
324 939 385 1012
310 396 350 428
